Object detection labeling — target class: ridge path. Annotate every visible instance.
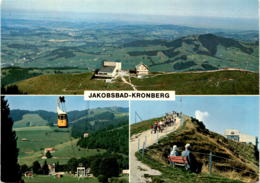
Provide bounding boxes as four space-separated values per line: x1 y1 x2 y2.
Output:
130 117 182 183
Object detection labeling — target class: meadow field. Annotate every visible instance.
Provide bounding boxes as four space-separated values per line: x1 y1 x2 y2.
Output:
15 126 105 165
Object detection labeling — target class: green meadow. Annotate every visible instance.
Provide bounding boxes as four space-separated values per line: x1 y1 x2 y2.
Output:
15 126 105 165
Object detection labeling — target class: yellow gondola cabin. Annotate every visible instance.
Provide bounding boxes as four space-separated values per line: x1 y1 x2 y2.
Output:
57 96 69 128
57 113 68 128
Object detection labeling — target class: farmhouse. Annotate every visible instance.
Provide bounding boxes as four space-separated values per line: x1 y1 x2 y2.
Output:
122 169 129 175
95 61 121 78
135 63 149 75
76 166 91 177
44 147 56 153
224 129 258 146
24 171 33 177
41 156 47 159
21 138 29 141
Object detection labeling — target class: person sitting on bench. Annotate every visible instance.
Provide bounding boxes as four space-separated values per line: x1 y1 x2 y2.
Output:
170 145 179 156
181 144 200 173
181 144 191 158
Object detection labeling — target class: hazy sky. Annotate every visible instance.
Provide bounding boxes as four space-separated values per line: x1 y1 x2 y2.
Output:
2 0 258 19
5 96 129 112
130 96 259 137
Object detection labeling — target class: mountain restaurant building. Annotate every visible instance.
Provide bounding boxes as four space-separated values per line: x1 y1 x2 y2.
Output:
95 61 122 78
224 129 258 146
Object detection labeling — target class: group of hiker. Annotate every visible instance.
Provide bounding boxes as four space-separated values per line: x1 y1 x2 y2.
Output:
169 143 201 173
150 112 177 134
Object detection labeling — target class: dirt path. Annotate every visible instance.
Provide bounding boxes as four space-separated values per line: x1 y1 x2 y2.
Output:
120 76 137 91
130 117 182 183
141 68 256 79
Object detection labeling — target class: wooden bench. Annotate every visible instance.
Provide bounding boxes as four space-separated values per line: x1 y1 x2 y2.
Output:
168 156 190 170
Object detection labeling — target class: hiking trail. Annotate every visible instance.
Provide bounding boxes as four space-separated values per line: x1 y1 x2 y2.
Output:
130 117 182 183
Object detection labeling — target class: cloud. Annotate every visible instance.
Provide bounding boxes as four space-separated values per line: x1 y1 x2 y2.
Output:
195 110 209 122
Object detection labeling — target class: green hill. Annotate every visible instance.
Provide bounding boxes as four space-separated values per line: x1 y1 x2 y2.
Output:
1 67 87 87
70 111 129 137
8 70 259 94
14 114 49 128
132 116 259 183
16 126 105 165
7 72 131 94
77 122 129 155
15 126 71 160
131 70 259 94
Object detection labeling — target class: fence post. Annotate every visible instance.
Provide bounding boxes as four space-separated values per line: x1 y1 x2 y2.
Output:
142 141 145 159
138 138 140 152
157 132 159 144
209 152 212 175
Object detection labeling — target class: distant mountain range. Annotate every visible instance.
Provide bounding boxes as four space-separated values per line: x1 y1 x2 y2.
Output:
11 107 129 136
124 33 259 72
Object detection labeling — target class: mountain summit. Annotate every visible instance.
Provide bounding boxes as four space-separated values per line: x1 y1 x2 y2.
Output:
140 115 259 183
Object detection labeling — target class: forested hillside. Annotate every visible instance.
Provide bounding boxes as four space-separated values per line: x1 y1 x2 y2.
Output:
77 122 129 155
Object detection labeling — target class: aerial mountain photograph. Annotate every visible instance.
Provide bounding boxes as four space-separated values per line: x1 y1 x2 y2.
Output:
1 96 129 183
1 0 259 94
130 97 259 183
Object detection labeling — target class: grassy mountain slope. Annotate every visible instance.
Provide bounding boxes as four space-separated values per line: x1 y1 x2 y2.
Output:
1 67 87 86
16 126 105 165
14 114 49 128
133 116 259 183
15 126 71 158
11 109 57 127
9 72 131 94
8 70 259 94
131 70 259 94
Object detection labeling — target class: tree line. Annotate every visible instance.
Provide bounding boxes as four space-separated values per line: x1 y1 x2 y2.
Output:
20 152 128 183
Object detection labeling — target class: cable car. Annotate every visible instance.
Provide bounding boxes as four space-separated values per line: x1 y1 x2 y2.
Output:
57 96 68 128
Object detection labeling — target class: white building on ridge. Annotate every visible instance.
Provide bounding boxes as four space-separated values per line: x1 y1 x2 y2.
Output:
135 63 149 75
95 61 122 78
224 129 258 146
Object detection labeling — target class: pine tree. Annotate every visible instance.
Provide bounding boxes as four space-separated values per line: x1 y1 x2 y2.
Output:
20 164 29 174
42 161 49 175
32 161 42 174
67 158 78 173
46 151 52 159
1 96 22 182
